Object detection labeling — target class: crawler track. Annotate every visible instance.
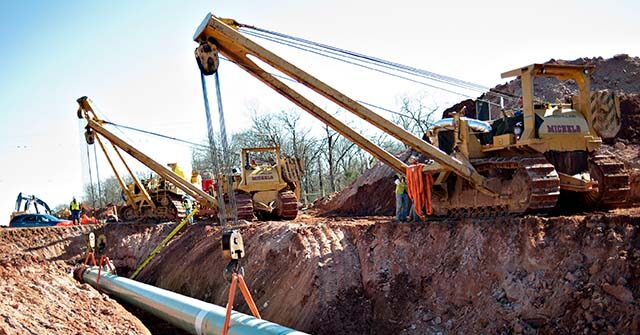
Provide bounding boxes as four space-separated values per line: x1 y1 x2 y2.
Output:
235 192 255 221
434 156 561 217
583 154 630 207
275 190 299 220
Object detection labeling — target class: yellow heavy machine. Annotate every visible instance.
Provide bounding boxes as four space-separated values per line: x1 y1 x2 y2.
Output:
193 13 630 217
76 97 303 221
77 97 217 222
423 64 629 215
225 147 302 220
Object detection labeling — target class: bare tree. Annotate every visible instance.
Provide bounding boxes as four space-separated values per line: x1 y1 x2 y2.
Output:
187 95 429 203
393 95 439 136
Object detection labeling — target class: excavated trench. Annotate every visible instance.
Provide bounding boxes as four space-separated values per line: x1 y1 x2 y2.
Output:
1 210 640 334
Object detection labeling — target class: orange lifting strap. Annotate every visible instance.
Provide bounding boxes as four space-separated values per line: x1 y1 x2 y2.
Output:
406 163 433 217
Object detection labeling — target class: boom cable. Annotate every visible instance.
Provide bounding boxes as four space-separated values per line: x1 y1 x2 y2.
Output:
103 121 210 150
241 30 478 99
239 25 518 101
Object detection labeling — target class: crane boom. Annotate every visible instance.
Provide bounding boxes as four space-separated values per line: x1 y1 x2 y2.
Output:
77 97 217 208
193 13 497 196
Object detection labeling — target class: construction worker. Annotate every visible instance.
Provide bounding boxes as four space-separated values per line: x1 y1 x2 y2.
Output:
182 196 194 224
394 174 409 222
69 197 81 225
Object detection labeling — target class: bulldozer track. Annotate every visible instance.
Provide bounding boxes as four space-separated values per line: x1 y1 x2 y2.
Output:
169 198 186 221
119 205 138 221
583 154 630 207
439 156 560 218
234 192 255 221
275 190 298 220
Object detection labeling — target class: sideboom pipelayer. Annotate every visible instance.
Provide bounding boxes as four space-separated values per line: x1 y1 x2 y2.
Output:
193 13 630 217
76 97 304 222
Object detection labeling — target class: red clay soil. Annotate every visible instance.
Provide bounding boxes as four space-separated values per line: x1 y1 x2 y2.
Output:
0 223 179 335
618 94 640 144
135 211 640 335
0 230 150 335
315 162 396 216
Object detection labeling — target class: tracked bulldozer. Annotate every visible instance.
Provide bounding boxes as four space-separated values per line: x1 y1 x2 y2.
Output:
221 147 303 221
193 14 630 217
77 97 216 222
422 64 630 215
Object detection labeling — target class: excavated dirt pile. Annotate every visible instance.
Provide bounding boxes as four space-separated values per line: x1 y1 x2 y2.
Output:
135 212 640 334
315 162 396 216
0 224 176 335
0 242 150 335
0 226 152 335
321 55 640 216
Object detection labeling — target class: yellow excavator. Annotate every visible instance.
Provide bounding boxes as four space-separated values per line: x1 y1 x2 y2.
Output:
193 13 630 217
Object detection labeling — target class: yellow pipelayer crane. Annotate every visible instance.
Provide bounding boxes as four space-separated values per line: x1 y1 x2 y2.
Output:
193 13 629 217
77 97 217 221
77 97 304 221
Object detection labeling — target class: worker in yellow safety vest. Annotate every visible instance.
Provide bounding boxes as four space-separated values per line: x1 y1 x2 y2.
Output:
394 174 409 222
182 196 194 224
69 197 81 225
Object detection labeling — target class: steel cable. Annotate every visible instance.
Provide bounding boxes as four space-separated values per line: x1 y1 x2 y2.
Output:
240 25 518 101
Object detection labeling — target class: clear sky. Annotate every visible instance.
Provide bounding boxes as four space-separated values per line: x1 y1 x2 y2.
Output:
0 0 638 223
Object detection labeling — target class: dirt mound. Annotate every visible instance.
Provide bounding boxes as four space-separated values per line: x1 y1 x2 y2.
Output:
315 163 395 216
316 151 417 216
0 223 179 335
0 223 174 272
0 229 150 335
134 212 640 334
442 98 476 118
618 93 640 144
488 55 640 106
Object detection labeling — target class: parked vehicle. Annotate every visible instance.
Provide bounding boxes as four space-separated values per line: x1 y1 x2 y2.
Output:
9 214 73 228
